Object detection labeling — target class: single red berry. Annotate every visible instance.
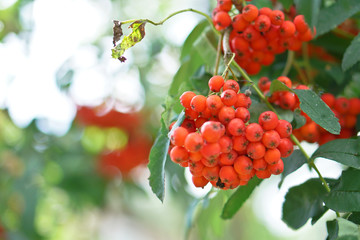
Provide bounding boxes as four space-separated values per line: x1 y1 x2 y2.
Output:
170 146 189 164
232 135 249 152
208 75 225 92
242 4 259 22
232 14 250 32
185 108 198 120
217 0 232 12
181 119 196 132
213 11 232 31
264 148 281 165
219 166 239 184
170 126 189 146
218 106 236 125
200 121 225 143
255 169 271 179
202 165 220 182
184 132 204 152
218 135 233 153
251 36 267 50
221 89 238 106
262 130 281 149
277 76 292 88
189 151 202 162
279 91 297 110
206 95 224 114
223 80 240 93
259 111 279 130
189 160 205 176
270 10 284 26
227 118 246 136
245 123 264 142
321 93 336 108
190 95 207 113
253 158 267 171
254 14 271 32
243 25 261 42
334 97 350 114
192 175 209 188
200 142 221 161
259 7 272 17
279 21 296 38
235 107 250 123
246 61 262 75
267 159 284 175
294 15 309 34
277 138 294 158
349 98 360 115
219 150 238 166
180 91 196 109
234 155 253 175
232 35 250 52
275 119 293 138
234 93 252 108
247 142 266 160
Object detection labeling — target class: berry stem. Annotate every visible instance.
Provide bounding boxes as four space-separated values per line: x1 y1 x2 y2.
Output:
281 50 295 77
120 8 219 34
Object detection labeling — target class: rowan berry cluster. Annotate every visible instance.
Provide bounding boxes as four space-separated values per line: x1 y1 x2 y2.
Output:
212 0 315 75
258 76 360 145
169 75 294 189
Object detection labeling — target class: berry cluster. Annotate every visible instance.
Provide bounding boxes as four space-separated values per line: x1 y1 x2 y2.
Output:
212 0 316 75
258 77 360 145
169 75 294 189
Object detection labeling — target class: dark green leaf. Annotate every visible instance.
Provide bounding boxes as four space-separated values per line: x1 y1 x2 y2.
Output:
293 89 340 134
221 177 262 219
112 21 146 61
294 0 321 28
278 0 294 10
311 139 360 169
316 0 360 37
324 168 360 212
148 111 185 202
348 212 360 225
249 102 270 123
342 34 360 71
325 64 345 85
181 20 208 61
190 66 212 96
292 109 306 129
327 219 339 240
282 178 327 229
278 150 308 188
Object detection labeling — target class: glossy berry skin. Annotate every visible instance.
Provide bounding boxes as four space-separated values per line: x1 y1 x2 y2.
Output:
201 121 225 143
170 146 189 164
213 11 232 31
254 15 271 32
190 95 207 112
170 126 188 146
277 138 294 158
192 175 209 188
294 15 309 34
227 118 246 136
219 166 239 183
245 123 264 142
208 75 224 92
223 80 240 93
234 155 253 175
247 142 266 160
275 119 292 138
184 132 204 152
262 130 281 149
242 4 259 22
200 142 221 161
259 111 279 130
221 89 238 106
267 159 284 175
180 91 196 109
270 10 284 26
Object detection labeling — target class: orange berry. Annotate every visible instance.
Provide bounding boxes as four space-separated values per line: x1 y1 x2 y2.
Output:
267 159 284 175
247 142 266 159
234 93 252 108
192 175 209 188
200 142 221 161
223 80 240 93
170 146 189 164
189 151 202 162
349 98 360 115
202 165 220 182
235 107 250 123
259 111 279 130
277 76 292 88
219 166 239 183
232 14 250 32
189 160 205 176
253 158 267 171
218 135 233 153
213 11 232 31
208 75 225 92
245 123 264 142
200 121 225 143
219 150 238 166
232 135 249 152
180 91 196 109
221 89 238 106
277 138 294 158
254 14 271 32
255 169 271 179
294 15 309 34
279 21 296 38
190 95 207 112
275 119 293 138
334 97 350 114
242 4 259 22
264 148 281 165
234 155 253 175
184 132 204 152
227 118 246 136
170 126 189 146
206 95 224 113
262 130 281 149
270 10 284 26
218 106 236 125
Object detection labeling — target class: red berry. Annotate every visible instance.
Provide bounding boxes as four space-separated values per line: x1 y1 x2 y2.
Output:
242 4 259 22
213 11 232 31
247 142 266 160
280 21 296 38
245 123 264 142
170 126 189 146
259 111 279 130
192 175 209 188
264 148 281 165
223 80 240 93
262 130 281 149
234 155 253 175
221 89 238 106
294 15 309 34
227 118 246 136
254 15 271 32
180 91 196 109
170 146 189 164
267 159 284 175
208 75 225 92
277 138 294 158
270 10 284 26
200 121 225 143
235 107 250 123
184 132 204 152
200 142 221 161
275 119 292 138
219 150 238 166
218 106 236 125
190 95 207 112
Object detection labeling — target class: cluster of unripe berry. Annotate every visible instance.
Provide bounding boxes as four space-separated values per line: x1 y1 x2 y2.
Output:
258 77 360 145
212 0 315 75
169 75 294 189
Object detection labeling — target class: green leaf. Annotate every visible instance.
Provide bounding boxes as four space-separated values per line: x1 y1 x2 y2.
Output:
148 111 185 202
185 198 201 239
324 168 360 212
282 178 327 229
293 89 340 134
327 219 339 240
294 0 321 28
348 212 360 225
311 139 360 169
251 0 273 8
194 27 218 70
278 0 294 10
270 79 292 94
181 20 208 61
292 109 306 129
221 177 262 219
316 0 360 37
342 34 360 71
336 218 360 239
189 66 212 96
278 150 308 188
111 21 146 61
325 64 345 85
